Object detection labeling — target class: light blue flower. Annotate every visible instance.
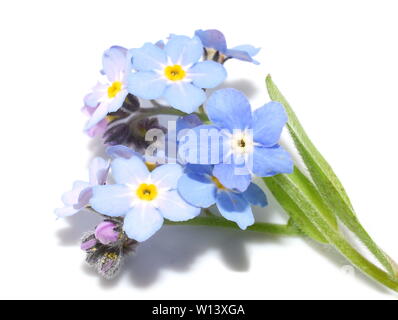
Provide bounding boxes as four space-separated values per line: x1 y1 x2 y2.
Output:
195 29 260 64
89 155 201 242
128 35 227 113
84 46 131 130
179 88 293 192
178 165 267 229
55 158 109 218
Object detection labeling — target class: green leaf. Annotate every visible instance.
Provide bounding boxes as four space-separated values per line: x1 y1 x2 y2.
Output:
266 74 398 277
265 167 338 243
264 170 398 292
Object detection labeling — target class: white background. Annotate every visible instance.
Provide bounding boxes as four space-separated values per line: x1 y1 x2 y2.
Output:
1 0 398 300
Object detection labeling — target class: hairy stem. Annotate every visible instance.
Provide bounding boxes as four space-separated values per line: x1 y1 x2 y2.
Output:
165 216 302 236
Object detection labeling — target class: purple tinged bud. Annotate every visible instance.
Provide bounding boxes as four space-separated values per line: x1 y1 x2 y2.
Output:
81 239 97 251
95 221 119 245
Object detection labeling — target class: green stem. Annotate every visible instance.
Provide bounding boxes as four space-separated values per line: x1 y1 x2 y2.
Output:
164 216 302 236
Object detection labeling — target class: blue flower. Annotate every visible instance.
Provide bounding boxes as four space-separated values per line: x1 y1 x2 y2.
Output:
179 88 294 192
128 35 227 113
89 155 201 242
195 29 260 64
178 165 267 229
84 46 131 130
55 157 109 218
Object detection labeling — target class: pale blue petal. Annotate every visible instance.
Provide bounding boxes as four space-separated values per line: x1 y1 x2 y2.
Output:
185 164 213 176
178 124 224 164
158 189 201 221
106 145 143 160
189 61 227 89
253 145 294 177
123 205 164 241
129 43 167 71
253 101 287 147
54 206 79 218
177 172 217 208
84 101 110 130
102 46 129 82
61 180 90 206
128 71 167 100
242 183 268 207
216 191 254 230
163 82 206 113
213 163 251 192
107 90 128 113
206 88 252 130
165 35 203 66
89 157 109 185
194 29 227 53
150 163 183 190
90 185 133 217
176 114 202 132
231 45 260 57
111 156 150 185
84 82 107 107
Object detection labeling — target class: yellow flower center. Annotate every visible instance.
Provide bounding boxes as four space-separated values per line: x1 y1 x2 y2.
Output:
136 183 158 201
107 81 123 98
211 176 226 190
164 65 186 81
145 162 157 172
106 115 119 122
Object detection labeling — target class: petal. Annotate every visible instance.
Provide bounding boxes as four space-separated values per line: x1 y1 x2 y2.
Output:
89 157 109 185
176 114 202 132
216 191 254 230
90 184 133 217
75 187 93 209
150 164 183 190
61 181 90 206
54 206 79 218
194 29 227 53
213 163 251 192
84 83 107 107
111 156 150 185
129 43 167 71
128 71 167 100
106 145 142 160
102 46 129 82
178 124 224 164
157 189 201 221
177 172 217 208
107 89 128 113
84 100 111 130
165 35 203 66
253 101 287 147
185 164 213 176
230 45 260 57
226 45 261 64
123 205 164 242
206 88 252 131
242 183 268 207
163 82 206 113
188 61 227 89
253 145 294 177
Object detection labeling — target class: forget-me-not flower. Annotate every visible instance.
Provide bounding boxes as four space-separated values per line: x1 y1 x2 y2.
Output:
128 35 227 113
55 157 109 218
89 155 201 242
178 164 267 229
195 29 260 64
84 46 131 130
179 88 293 192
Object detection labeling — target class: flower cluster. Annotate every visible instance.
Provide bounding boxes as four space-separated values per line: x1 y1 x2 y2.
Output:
56 29 293 279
